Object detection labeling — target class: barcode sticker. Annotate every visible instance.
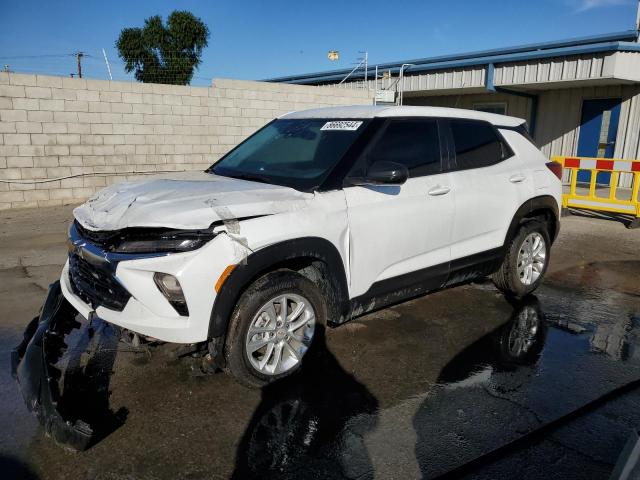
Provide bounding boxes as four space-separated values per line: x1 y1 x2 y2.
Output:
320 121 363 131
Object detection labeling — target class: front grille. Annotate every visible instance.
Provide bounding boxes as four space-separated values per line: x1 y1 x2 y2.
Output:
68 253 131 311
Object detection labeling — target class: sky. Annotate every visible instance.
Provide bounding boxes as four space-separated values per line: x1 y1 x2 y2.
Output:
0 0 638 86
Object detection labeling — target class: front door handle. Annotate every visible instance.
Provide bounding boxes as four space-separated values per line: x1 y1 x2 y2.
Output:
509 174 526 183
428 185 451 196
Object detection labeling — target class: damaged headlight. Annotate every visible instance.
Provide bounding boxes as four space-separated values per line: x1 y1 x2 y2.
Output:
72 221 217 254
113 231 216 254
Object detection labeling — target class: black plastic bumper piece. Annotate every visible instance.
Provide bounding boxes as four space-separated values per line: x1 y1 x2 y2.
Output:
11 281 94 451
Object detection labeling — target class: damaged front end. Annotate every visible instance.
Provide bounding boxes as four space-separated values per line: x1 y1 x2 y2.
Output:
11 281 125 451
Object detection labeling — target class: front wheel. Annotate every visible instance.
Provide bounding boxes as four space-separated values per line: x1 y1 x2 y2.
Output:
224 270 326 388
492 220 551 297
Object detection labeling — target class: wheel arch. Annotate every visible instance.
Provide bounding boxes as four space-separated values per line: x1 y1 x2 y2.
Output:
504 195 560 247
208 236 350 340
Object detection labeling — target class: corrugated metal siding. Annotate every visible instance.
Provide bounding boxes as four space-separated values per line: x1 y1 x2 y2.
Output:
331 66 486 93
494 53 612 85
405 92 531 120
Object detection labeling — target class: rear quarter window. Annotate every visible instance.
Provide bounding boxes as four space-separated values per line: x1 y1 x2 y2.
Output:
450 119 509 170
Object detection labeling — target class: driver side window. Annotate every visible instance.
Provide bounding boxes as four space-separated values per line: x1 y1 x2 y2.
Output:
368 119 442 177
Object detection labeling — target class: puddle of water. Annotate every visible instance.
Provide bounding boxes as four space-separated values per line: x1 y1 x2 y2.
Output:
6 258 640 479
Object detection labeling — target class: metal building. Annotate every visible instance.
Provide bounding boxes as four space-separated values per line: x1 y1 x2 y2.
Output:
266 30 640 187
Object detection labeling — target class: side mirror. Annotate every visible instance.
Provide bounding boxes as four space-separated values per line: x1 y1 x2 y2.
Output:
357 161 408 186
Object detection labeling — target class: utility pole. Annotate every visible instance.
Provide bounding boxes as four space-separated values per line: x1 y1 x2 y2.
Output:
636 0 640 39
75 51 84 79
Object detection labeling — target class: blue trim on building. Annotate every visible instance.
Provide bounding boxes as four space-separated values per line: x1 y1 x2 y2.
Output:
265 30 640 84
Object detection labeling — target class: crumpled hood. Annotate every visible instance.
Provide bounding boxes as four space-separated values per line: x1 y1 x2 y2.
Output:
74 171 313 231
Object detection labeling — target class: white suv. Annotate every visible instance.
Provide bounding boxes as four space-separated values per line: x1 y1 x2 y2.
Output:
63 105 561 387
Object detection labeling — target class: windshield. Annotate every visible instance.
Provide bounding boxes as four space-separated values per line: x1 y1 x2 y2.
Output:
209 118 369 191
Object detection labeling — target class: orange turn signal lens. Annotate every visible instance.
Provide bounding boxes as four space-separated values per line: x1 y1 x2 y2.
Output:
215 265 236 293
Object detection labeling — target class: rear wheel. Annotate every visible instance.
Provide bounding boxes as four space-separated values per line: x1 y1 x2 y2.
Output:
492 220 550 297
224 270 326 388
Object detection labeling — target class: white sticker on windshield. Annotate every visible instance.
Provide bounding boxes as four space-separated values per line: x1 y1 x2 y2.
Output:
320 120 363 131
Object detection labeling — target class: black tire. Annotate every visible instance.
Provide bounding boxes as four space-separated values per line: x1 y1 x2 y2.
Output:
492 220 551 298
224 269 326 388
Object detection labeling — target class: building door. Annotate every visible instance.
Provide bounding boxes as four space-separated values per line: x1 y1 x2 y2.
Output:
576 98 621 184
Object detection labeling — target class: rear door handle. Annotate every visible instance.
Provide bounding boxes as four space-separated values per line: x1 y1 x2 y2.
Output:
509 174 526 183
428 185 451 196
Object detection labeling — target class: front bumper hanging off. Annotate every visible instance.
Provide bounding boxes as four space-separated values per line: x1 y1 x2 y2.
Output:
11 281 122 451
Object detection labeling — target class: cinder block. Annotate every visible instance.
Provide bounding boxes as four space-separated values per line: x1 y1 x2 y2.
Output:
7 156 34 168
11 98 39 110
122 92 143 103
93 145 115 155
34 156 59 168
76 89 99 101
88 101 111 113
90 124 113 135
52 88 77 100
133 124 154 135
135 144 155 154
65 123 89 134
115 144 136 155
0 109 27 122
112 124 132 135
53 111 78 123
80 134 104 145
152 104 172 115
100 113 123 123
50 188 74 200
8 73 37 86
23 190 51 202
44 145 69 156
39 99 65 111
0 167 21 179
0 84 26 97
65 100 89 112
83 176 107 187
102 134 125 145
56 134 81 145
58 156 83 167
31 133 57 145
99 90 122 103
0 191 25 202
18 145 44 157
111 103 133 114
77 112 101 123
36 75 63 89
122 113 143 124
70 145 93 156
82 156 106 166
132 103 153 114
72 187 97 199
15 122 43 133
0 121 17 133
4 133 30 145
26 86 52 99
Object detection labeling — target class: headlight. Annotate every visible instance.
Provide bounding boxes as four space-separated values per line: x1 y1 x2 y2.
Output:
72 220 216 254
113 230 216 253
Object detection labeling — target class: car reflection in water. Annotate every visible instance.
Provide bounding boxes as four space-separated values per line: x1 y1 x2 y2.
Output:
231 325 379 480
414 296 548 478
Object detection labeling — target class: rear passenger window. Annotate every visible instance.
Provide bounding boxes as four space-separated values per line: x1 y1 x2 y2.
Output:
450 120 506 170
368 119 441 177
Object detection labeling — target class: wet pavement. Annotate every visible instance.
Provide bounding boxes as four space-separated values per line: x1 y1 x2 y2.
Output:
1 206 639 479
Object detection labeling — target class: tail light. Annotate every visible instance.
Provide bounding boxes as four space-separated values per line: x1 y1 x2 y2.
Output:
546 162 563 180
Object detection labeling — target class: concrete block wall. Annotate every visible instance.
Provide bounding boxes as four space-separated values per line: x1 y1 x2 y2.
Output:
0 74 372 209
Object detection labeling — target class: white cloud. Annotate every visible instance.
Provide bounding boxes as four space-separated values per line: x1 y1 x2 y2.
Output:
573 0 629 12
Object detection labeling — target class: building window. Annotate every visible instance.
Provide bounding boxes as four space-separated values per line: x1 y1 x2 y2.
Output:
473 102 507 115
